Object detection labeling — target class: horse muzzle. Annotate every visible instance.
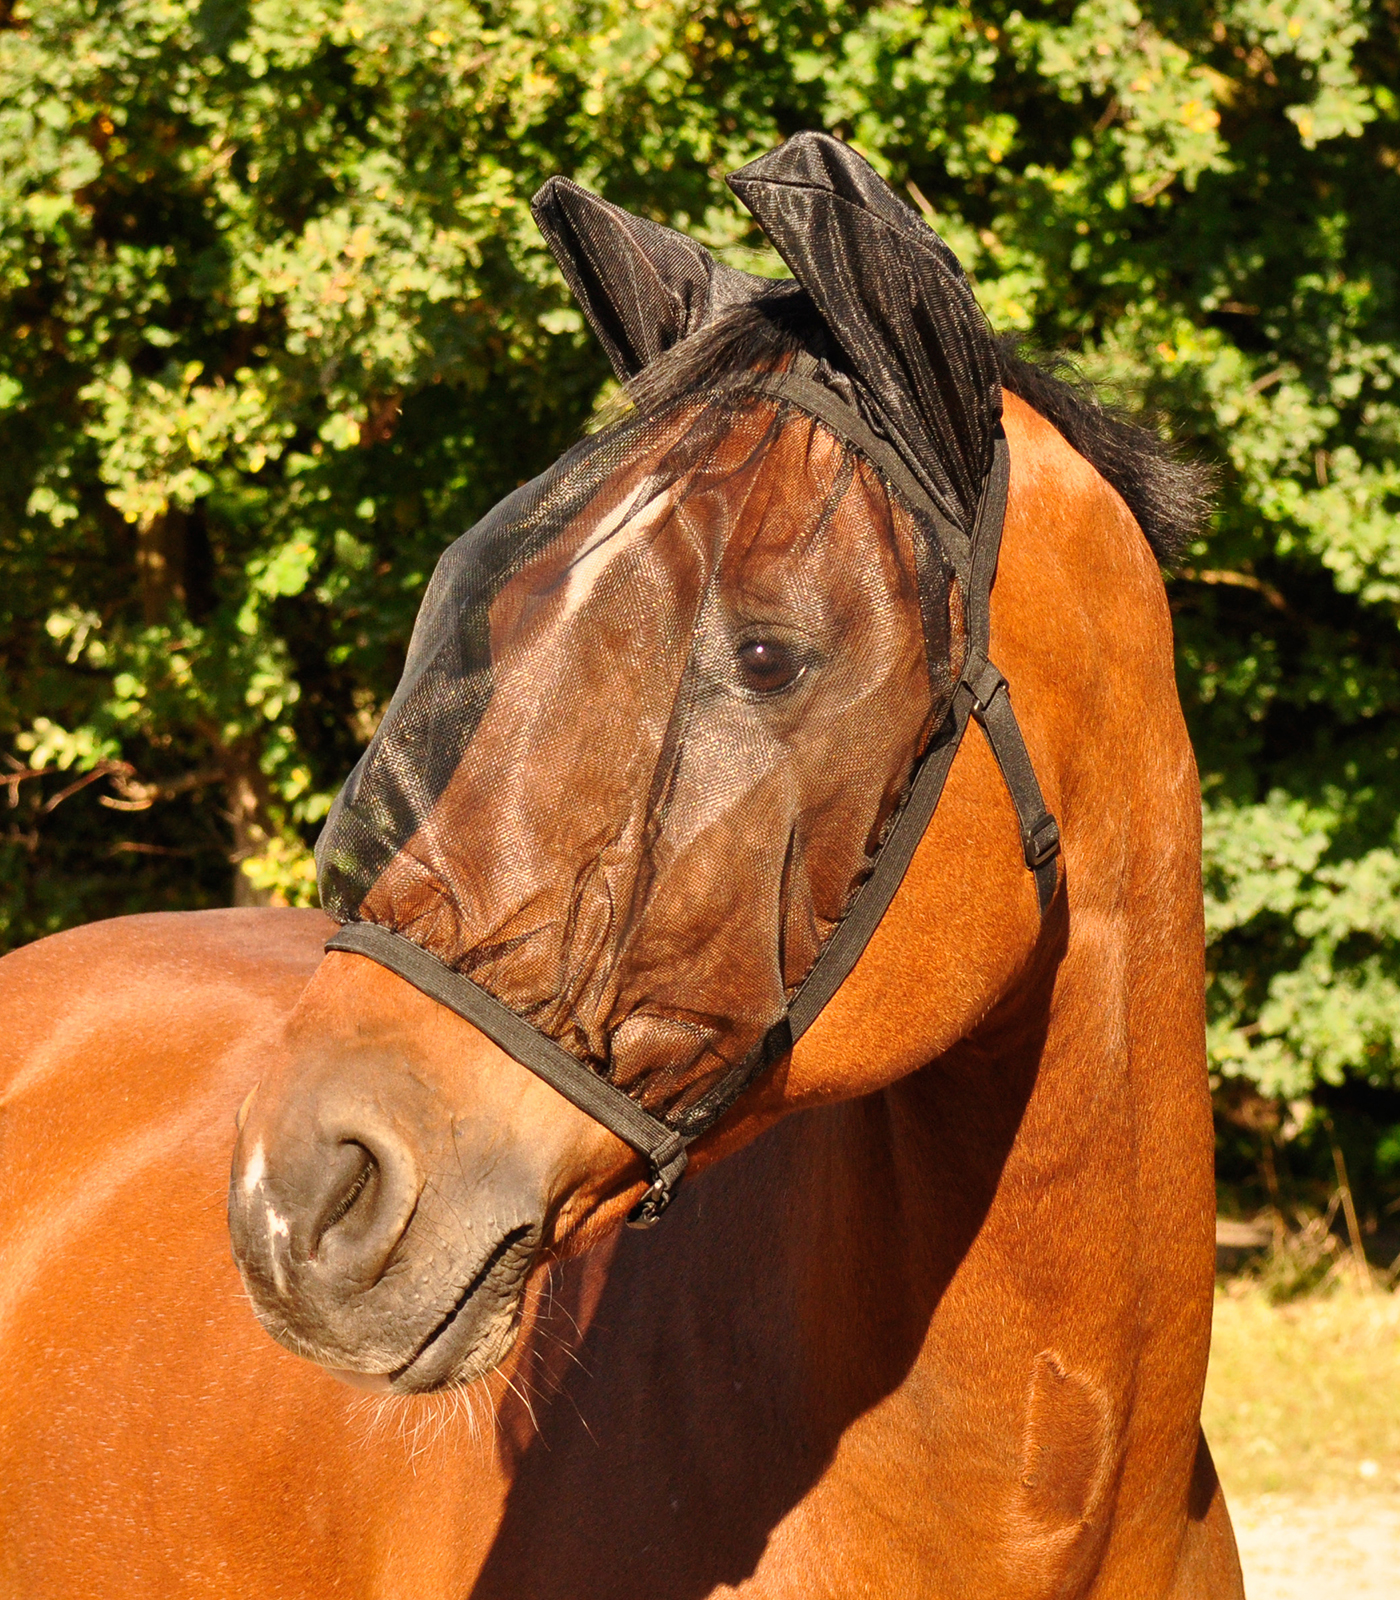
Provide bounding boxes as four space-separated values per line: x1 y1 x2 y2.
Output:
227 1047 546 1394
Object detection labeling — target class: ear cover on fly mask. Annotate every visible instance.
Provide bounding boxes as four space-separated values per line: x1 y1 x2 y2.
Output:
531 178 779 382
728 132 1002 540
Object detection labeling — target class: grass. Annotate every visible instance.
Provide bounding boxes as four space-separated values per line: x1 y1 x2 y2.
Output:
1204 1280 1400 1499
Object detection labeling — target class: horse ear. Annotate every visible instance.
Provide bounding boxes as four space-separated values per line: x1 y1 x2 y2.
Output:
728 132 1001 535
531 177 773 382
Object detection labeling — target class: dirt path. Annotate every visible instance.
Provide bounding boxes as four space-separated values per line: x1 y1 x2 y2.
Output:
1233 1496 1400 1599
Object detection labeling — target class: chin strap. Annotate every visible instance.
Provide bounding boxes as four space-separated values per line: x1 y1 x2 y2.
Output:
324 401 1059 1228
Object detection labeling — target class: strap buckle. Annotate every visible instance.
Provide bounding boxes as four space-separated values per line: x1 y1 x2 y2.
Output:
626 1177 671 1229
1024 812 1061 870
626 1136 688 1229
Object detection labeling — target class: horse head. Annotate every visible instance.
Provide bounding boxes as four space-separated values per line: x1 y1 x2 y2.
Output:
227 134 1064 1394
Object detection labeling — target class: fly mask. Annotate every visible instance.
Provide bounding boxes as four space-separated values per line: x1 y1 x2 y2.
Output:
315 133 1060 1224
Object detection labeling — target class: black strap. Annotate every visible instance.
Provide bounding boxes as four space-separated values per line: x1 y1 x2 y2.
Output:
786 708 967 1041
772 426 1059 1043
324 921 688 1227
951 432 1059 914
323 401 1060 1225
963 656 1060 914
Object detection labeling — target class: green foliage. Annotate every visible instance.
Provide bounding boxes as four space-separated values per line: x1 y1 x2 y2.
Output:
1 0 1398 1130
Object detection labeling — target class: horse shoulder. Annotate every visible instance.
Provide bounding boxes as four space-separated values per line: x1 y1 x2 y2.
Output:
0 908 329 1304
0 906 330 1098
0 910 443 1598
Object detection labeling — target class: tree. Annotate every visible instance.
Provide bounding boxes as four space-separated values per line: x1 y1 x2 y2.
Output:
2 0 1398 1207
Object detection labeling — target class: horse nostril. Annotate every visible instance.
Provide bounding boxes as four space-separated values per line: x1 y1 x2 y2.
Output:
230 1102 424 1298
312 1142 380 1256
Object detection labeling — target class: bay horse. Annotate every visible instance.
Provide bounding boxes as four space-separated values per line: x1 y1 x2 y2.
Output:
0 135 1242 1597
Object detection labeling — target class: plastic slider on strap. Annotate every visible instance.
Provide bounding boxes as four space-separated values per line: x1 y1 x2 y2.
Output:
964 657 1007 719
1024 812 1061 871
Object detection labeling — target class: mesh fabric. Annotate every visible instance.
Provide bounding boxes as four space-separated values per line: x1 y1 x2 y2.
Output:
318 387 956 1123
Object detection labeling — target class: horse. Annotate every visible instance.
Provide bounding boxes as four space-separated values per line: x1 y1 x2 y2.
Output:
0 134 1243 1597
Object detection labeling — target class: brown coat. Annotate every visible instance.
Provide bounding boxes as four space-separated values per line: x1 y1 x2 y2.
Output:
0 395 1242 1597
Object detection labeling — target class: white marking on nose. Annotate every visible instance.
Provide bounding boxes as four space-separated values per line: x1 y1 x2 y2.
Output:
242 1142 266 1195
265 1205 290 1241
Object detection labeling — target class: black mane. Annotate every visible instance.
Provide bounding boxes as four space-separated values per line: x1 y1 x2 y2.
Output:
611 289 1211 566
992 337 1213 565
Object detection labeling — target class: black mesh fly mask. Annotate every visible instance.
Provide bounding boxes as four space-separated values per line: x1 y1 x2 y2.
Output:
317 134 1060 1224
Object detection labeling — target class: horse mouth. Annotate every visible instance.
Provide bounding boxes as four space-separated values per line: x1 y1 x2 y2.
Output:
371 1224 540 1395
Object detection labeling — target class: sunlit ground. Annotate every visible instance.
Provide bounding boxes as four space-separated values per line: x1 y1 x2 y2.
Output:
1204 1282 1400 1598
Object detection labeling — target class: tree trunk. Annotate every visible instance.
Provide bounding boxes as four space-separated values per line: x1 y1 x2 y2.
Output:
222 740 276 908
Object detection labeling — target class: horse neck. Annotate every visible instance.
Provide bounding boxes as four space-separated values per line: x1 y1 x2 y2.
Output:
636 846 1208 1443
747 965 1053 1416
510 960 1051 1454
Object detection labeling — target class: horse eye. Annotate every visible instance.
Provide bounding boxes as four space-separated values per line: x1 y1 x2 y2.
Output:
735 637 803 695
